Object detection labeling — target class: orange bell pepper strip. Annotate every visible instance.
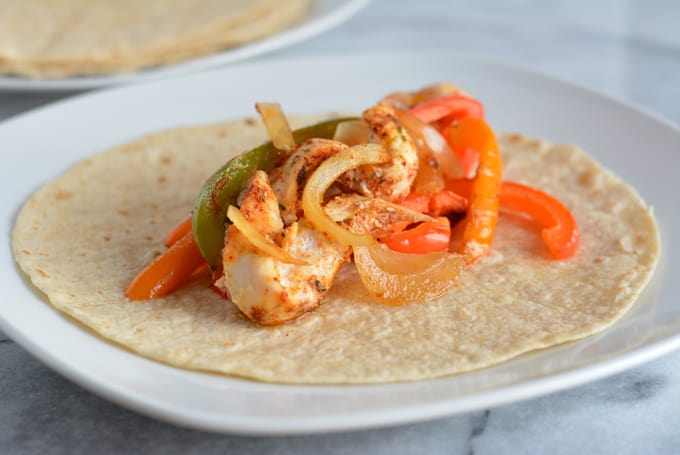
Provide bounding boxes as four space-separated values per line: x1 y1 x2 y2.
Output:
381 218 451 254
451 119 503 263
163 214 193 247
441 117 493 179
444 177 473 198
125 231 207 300
445 179 580 259
409 95 484 124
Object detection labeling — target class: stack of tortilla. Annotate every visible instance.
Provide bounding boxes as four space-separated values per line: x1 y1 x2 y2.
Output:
0 0 312 79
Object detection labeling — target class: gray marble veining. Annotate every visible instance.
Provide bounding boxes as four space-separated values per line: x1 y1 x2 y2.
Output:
1 1 680 454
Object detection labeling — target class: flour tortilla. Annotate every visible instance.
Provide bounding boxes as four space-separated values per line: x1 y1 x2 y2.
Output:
0 0 312 78
12 115 660 384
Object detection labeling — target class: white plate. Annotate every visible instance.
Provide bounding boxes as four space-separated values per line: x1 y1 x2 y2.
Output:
0 0 371 92
1 52 679 435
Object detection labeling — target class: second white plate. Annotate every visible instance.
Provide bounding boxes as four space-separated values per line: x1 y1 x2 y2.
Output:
0 0 371 91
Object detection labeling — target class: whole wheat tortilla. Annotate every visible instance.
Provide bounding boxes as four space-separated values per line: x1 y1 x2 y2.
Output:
12 115 659 384
0 0 311 79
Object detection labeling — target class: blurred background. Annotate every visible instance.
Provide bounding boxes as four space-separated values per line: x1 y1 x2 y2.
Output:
2 1 679 121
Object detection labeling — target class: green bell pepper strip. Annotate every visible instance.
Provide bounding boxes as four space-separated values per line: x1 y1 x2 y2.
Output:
192 117 358 269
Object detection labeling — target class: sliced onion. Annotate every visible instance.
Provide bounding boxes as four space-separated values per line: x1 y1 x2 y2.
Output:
396 109 465 181
414 152 446 194
413 82 466 104
226 205 308 265
380 91 415 109
381 83 466 109
302 144 389 246
333 119 370 146
255 102 295 152
353 244 465 305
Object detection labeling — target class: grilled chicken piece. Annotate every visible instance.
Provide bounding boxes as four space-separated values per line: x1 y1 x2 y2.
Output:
220 170 350 325
270 138 348 225
338 103 418 201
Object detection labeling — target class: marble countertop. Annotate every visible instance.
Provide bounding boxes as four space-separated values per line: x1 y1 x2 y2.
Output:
2 1 680 453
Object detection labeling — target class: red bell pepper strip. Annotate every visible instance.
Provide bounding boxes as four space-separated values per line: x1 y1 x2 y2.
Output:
373 221 412 241
397 190 466 217
125 231 207 300
500 182 580 259
381 218 451 254
410 95 484 124
428 190 467 217
396 192 431 213
445 179 580 259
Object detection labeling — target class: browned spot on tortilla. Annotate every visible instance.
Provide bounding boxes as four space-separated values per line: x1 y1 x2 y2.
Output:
21 249 31 255
36 268 48 278
244 117 257 126
102 235 111 242
161 156 173 165
54 190 73 200
158 175 167 183
118 210 130 216
144 236 153 241
579 171 593 185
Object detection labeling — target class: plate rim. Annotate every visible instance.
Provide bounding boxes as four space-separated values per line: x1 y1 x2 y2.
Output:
2 314 680 435
1 50 680 435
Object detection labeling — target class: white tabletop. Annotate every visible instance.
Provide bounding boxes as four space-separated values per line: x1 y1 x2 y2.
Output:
2 1 680 453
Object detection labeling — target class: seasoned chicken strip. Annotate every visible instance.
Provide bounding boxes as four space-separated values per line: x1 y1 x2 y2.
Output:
325 194 417 235
236 170 284 239
270 138 348 225
338 103 418 201
221 170 350 325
